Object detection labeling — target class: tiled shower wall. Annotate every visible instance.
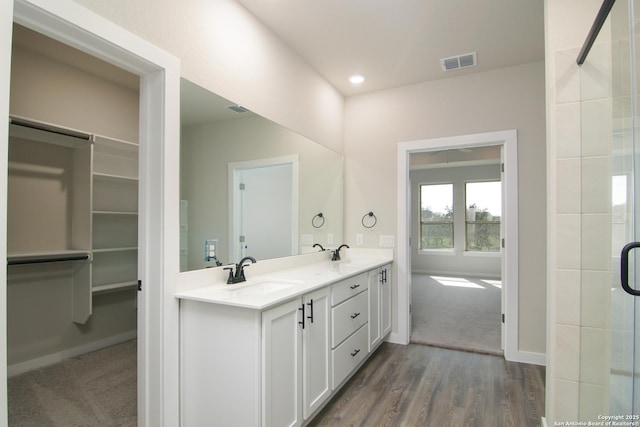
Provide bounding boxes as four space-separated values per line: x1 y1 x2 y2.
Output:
546 0 616 422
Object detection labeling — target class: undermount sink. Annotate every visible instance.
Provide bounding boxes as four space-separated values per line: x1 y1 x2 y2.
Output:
224 279 302 296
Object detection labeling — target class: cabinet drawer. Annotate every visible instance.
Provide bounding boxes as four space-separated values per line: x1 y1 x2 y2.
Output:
332 290 368 348
331 272 368 306
332 324 368 389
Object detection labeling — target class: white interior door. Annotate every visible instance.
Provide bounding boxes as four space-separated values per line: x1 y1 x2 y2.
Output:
240 164 294 260
229 155 299 263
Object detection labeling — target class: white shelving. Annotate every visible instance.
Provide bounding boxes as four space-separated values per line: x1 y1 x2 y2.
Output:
91 136 138 298
7 115 139 324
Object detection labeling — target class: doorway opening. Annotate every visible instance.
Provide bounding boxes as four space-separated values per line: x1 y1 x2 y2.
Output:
3 2 180 425
409 149 504 355
396 130 522 362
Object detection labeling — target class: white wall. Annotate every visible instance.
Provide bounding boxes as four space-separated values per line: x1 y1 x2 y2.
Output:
411 164 502 278
344 61 547 354
73 0 344 154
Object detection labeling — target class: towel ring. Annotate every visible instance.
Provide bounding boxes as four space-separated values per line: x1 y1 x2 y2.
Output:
312 213 325 228
362 211 377 229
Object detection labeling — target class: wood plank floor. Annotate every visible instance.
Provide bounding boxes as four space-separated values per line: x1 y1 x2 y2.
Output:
309 343 545 427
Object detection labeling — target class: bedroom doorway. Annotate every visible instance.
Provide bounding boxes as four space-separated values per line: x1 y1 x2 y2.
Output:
408 149 504 355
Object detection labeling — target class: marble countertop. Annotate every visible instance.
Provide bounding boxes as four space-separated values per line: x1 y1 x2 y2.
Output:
175 252 393 310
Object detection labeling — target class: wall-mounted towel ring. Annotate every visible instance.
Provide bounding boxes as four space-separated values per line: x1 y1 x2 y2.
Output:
362 211 377 229
312 212 325 228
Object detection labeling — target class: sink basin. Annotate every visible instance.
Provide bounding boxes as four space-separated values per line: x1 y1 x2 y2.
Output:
224 279 302 296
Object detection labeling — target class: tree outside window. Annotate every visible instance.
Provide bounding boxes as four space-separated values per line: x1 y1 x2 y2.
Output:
420 183 453 249
465 181 501 251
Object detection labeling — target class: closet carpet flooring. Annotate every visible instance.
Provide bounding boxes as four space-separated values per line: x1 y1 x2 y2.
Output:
8 339 136 427
310 342 545 427
410 273 502 356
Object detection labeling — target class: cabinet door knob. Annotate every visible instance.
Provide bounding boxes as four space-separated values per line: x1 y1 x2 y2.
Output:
350 312 360 319
350 349 360 357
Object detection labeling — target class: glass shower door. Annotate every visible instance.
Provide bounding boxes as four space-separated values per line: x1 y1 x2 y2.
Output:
609 0 640 416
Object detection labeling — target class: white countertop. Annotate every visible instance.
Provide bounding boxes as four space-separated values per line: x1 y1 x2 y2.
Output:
175 251 393 310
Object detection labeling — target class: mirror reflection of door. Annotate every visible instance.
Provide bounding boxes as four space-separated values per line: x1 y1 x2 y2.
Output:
231 157 298 262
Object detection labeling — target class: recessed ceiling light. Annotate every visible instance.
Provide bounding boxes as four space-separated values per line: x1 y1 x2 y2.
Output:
349 74 365 84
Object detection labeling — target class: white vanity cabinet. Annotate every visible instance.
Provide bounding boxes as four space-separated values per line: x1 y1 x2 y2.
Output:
262 286 331 426
180 287 330 427
369 264 392 350
178 256 394 427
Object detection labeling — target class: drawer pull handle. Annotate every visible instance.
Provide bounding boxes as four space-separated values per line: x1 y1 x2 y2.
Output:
350 349 361 357
350 312 360 319
350 284 360 290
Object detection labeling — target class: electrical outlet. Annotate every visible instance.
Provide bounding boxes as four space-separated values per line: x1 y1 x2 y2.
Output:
327 233 334 245
356 234 364 245
205 239 218 261
379 235 395 247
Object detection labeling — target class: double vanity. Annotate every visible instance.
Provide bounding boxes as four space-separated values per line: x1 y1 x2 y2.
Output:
175 249 393 426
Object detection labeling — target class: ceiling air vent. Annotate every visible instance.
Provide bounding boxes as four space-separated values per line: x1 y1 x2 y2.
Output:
226 104 250 113
440 52 477 72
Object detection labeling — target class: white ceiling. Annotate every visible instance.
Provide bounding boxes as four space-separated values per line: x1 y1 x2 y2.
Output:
235 0 545 96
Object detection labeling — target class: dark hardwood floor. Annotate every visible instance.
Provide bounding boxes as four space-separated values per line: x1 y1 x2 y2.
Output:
309 343 545 427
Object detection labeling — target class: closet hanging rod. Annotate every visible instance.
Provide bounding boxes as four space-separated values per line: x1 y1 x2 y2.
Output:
9 115 95 142
7 253 90 266
577 0 616 65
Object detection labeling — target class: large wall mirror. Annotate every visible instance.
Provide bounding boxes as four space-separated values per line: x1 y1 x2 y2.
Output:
180 79 344 272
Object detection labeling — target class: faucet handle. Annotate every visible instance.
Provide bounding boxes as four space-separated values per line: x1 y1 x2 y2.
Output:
223 266 235 284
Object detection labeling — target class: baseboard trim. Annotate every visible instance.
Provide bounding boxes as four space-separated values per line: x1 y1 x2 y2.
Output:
412 269 501 280
387 332 409 345
511 349 546 366
8 330 137 377
541 416 548 427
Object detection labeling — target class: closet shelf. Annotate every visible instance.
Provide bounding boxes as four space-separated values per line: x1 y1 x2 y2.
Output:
93 210 138 216
93 173 138 182
9 115 94 148
8 250 91 266
92 281 137 294
92 247 138 253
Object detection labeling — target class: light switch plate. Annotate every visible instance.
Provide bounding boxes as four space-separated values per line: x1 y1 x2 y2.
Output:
379 235 395 247
327 233 334 245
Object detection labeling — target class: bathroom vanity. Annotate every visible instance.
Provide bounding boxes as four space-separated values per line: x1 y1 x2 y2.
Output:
176 249 392 426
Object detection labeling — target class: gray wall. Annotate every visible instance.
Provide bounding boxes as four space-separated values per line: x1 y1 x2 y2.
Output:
7 31 138 366
411 164 502 278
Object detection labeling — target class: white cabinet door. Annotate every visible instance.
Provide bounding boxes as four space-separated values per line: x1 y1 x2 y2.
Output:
302 287 331 419
368 268 381 350
381 265 392 337
263 298 303 427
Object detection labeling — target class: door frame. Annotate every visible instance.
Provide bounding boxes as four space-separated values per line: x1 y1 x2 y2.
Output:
228 154 299 262
395 129 523 362
2 1 181 425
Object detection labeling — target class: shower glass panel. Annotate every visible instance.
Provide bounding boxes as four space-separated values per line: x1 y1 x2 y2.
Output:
581 0 640 418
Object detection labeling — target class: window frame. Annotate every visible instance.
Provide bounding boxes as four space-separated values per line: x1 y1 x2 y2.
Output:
464 180 502 252
418 182 454 251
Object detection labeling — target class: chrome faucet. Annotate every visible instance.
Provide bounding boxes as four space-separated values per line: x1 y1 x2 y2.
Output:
332 244 350 261
224 256 257 284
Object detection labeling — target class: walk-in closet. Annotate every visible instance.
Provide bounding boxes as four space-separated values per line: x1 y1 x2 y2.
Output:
6 24 140 424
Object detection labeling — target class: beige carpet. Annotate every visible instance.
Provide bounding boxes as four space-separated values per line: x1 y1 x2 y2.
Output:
8 339 137 427
411 274 503 356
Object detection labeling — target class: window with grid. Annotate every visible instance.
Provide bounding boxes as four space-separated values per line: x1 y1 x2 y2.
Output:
465 181 501 252
419 183 453 249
